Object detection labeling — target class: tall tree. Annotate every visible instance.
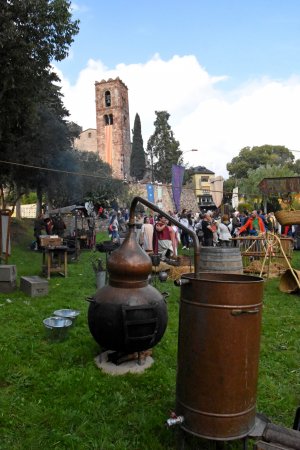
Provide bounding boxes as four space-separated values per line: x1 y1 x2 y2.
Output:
146 111 181 183
0 0 79 213
130 113 146 180
226 145 295 179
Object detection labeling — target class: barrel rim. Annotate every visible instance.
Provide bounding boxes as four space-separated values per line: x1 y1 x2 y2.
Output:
182 272 264 284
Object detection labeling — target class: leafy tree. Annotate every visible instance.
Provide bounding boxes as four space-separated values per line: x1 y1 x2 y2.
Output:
130 114 146 180
0 0 79 213
74 151 114 204
292 158 300 175
146 111 181 183
227 145 295 179
67 121 83 148
223 177 236 204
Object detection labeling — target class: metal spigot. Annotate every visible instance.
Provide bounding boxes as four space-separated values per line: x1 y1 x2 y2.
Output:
166 412 184 427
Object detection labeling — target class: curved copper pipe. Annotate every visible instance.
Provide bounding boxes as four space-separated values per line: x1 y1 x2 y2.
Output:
129 196 200 274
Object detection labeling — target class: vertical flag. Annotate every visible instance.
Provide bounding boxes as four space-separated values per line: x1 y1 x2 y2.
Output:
232 186 239 209
172 164 185 213
146 184 154 203
210 176 224 208
157 185 163 210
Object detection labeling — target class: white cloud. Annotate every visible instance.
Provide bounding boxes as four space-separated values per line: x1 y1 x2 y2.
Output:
54 54 300 178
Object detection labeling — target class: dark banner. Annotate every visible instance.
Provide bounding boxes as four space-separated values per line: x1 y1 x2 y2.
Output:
172 164 185 212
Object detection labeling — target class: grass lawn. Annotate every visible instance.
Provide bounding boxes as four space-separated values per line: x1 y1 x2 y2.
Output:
0 220 300 449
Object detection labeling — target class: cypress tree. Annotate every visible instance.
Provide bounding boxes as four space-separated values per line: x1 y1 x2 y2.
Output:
130 113 146 180
146 111 181 183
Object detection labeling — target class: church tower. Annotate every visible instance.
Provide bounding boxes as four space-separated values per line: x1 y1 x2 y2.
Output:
95 77 131 179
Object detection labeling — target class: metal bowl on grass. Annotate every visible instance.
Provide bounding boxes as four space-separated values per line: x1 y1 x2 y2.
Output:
53 309 80 324
43 316 72 342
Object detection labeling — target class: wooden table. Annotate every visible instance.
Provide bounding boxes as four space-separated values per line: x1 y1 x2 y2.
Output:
42 245 68 279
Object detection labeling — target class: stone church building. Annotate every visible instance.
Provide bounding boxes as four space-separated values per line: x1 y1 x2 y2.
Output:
73 77 200 212
95 77 131 180
74 77 131 180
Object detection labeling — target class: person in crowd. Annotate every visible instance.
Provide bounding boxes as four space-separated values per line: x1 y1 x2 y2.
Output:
108 213 119 241
140 216 154 252
217 214 232 247
282 224 293 237
148 212 155 225
258 209 269 230
239 211 249 227
52 215 66 237
33 213 45 250
123 208 129 222
153 215 174 260
231 211 241 236
117 211 127 233
135 213 144 243
45 217 54 235
211 213 219 246
169 212 180 256
266 212 277 233
195 214 204 245
202 213 214 246
179 212 190 250
237 210 265 236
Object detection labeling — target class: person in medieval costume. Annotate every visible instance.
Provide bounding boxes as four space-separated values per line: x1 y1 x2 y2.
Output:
153 215 174 261
140 216 154 252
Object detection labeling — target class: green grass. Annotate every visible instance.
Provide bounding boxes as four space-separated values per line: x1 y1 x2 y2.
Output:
0 221 300 449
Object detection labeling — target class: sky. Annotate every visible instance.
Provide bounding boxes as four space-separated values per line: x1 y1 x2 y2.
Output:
54 0 300 177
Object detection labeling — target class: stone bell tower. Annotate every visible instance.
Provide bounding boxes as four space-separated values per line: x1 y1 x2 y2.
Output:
95 77 131 179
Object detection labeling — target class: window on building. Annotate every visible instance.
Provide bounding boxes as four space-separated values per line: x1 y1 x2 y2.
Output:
105 91 111 107
88 132 92 138
201 176 209 182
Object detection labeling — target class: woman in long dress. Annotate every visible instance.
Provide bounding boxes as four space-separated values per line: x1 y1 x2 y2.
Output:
140 216 154 252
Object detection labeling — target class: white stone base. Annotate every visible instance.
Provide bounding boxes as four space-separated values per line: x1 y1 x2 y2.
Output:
95 350 154 375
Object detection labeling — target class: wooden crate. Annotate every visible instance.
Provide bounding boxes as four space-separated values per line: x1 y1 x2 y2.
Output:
40 236 62 247
20 276 49 297
0 265 17 282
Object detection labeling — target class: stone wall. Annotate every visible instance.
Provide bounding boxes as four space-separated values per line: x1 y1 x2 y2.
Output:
74 129 97 153
128 183 199 213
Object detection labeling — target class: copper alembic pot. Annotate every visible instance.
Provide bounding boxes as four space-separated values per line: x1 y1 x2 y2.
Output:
87 222 168 354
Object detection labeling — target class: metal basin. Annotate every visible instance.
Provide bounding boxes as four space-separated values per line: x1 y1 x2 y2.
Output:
43 316 72 341
53 309 80 323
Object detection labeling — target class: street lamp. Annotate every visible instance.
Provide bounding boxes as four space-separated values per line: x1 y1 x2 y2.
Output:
177 148 198 165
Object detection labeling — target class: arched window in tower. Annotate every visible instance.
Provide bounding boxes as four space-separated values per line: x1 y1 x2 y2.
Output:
104 114 113 125
105 91 111 107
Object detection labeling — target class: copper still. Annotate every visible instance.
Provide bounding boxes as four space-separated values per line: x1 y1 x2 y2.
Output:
87 197 188 355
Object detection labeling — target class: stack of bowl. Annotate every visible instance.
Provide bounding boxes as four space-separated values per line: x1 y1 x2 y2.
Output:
43 309 80 342
54 309 80 325
43 316 72 342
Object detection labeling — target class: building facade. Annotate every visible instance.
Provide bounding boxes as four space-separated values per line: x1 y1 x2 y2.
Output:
74 128 97 153
191 166 216 209
95 77 131 179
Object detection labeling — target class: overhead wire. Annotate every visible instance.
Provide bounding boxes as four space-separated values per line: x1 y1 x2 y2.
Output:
0 158 291 198
0 159 113 180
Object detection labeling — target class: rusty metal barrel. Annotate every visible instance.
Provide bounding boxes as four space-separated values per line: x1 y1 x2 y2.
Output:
176 272 264 440
199 247 243 274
